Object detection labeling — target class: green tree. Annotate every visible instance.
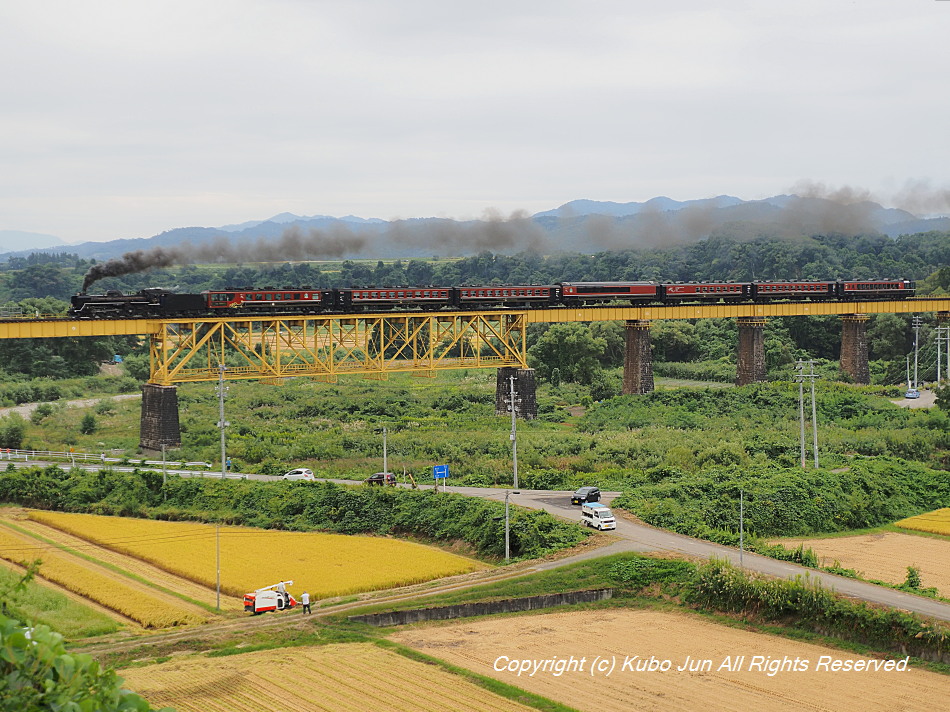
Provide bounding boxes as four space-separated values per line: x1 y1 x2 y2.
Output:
651 320 699 362
121 353 152 382
590 321 626 367
80 414 98 435
0 414 26 449
528 323 606 385
935 383 950 411
868 314 911 361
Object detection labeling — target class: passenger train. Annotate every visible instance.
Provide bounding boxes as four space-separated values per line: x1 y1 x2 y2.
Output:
67 279 916 319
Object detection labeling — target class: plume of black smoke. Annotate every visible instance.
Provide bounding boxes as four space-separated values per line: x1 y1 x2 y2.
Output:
789 178 950 230
81 210 548 291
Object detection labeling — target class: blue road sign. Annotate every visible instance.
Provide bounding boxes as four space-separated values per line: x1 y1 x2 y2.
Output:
433 464 449 479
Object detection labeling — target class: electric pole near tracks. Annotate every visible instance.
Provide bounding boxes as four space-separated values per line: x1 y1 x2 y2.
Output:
509 375 519 490
795 360 819 469
912 316 922 389
937 324 950 385
216 365 229 478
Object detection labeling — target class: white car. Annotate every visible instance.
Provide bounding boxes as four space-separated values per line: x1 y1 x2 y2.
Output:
282 468 315 481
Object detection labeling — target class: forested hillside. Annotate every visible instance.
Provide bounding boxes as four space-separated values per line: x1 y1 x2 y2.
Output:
1 231 948 301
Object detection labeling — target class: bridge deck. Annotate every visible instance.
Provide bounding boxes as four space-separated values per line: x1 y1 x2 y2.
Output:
1 298 948 339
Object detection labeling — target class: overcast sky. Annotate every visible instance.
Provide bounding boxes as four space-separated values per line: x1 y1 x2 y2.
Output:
1 1 947 244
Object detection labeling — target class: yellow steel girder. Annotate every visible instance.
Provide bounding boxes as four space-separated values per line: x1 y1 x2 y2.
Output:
0 318 161 339
525 298 950 322
147 311 528 385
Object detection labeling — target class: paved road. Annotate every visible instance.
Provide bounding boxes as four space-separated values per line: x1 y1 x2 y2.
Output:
496 488 950 622
893 387 937 409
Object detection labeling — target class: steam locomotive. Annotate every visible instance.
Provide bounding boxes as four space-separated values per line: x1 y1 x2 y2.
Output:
68 279 916 319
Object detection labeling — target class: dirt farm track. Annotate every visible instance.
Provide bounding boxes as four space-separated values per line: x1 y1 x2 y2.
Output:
392 609 950 711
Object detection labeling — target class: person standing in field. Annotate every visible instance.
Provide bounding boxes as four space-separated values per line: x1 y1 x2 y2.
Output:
301 591 311 614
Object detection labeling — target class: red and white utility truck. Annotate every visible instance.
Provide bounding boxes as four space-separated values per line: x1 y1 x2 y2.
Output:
243 580 298 614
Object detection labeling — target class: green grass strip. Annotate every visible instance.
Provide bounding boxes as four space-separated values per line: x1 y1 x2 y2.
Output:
376 638 582 712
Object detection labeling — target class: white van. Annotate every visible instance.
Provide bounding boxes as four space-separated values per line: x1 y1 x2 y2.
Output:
580 502 616 531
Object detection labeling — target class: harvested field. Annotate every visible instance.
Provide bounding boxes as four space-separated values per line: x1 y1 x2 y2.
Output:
776 531 950 594
120 642 537 712
392 609 949 711
27 510 486 600
0 520 207 628
0 510 244 612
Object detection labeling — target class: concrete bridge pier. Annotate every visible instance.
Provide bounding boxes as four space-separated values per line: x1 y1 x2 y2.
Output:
140 384 181 451
623 320 654 395
736 317 768 385
840 314 870 385
495 367 537 420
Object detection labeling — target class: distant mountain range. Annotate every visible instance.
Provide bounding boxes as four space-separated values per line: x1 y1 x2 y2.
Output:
3 195 949 261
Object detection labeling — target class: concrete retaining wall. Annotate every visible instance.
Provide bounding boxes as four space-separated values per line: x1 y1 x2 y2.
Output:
349 588 613 627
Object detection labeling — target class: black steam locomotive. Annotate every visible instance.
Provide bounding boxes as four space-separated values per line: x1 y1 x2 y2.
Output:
68 279 916 319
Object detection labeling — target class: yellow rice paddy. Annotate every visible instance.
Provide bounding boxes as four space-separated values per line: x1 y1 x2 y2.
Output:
27 511 486 600
895 508 950 536
0 521 206 628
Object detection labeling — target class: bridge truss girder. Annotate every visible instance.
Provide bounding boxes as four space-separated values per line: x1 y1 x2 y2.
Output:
148 311 528 385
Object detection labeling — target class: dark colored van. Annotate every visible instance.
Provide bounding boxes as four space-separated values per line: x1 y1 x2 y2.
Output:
366 472 397 486
571 486 601 505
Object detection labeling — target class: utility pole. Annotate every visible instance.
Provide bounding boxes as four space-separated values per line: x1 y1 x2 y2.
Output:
936 324 950 385
216 523 221 612
383 426 388 474
809 361 819 468
795 360 819 468
912 316 922 389
216 364 229 478
739 488 744 568
509 375 519 490
502 490 520 562
796 360 806 469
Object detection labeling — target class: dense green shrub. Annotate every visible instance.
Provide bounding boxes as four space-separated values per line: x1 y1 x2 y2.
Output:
688 559 950 661
0 466 588 560
613 458 950 538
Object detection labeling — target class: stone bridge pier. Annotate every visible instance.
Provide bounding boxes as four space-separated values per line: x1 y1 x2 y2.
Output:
736 317 767 385
623 320 654 395
495 367 537 419
839 314 870 385
140 384 181 451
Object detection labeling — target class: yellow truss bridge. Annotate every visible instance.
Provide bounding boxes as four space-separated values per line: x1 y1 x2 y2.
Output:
0 297 948 385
